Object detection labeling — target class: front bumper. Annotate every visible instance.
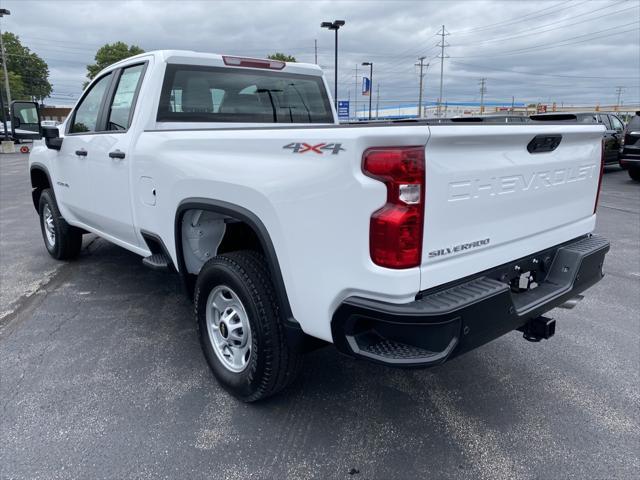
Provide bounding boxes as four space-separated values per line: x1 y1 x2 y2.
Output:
619 156 640 169
619 146 640 168
331 235 609 367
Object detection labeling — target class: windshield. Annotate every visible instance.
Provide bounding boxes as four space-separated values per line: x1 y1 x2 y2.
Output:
157 64 334 124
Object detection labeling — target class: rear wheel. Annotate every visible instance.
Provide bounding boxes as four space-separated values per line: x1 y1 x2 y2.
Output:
195 251 302 401
628 167 640 182
38 189 83 260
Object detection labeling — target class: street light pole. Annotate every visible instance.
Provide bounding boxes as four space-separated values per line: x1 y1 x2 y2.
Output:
362 62 373 120
0 9 11 141
334 28 338 110
321 20 345 110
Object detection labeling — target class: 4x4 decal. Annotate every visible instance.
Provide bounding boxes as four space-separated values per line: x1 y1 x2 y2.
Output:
283 142 345 155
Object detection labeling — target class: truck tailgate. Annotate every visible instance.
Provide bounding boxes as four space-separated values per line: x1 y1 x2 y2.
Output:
420 124 604 291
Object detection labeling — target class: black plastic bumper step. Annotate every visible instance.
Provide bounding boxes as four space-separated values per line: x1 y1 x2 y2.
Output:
359 337 437 360
142 253 171 271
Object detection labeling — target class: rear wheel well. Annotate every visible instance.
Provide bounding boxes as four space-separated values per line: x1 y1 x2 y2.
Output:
30 167 51 211
218 221 262 254
176 202 318 354
179 208 265 296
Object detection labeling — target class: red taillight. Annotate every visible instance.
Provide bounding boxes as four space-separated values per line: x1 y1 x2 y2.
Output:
363 146 425 269
594 138 605 213
222 56 285 70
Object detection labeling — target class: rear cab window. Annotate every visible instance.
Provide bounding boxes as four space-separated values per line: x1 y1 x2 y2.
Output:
157 64 333 124
107 64 145 131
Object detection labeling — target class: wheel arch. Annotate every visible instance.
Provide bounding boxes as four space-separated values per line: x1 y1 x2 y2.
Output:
175 198 295 323
30 163 53 212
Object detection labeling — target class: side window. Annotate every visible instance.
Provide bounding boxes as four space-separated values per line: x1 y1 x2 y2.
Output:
599 114 612 130
106 64 145 131
578 114 597 123
70 73 112 133
610 115 624 132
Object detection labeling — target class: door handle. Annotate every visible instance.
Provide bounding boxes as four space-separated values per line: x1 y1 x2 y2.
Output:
109 150 126 159
75 149 87 156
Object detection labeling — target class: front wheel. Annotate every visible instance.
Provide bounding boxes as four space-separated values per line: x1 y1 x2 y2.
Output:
38 189 83 260
628 167 640 182
194 251 302 402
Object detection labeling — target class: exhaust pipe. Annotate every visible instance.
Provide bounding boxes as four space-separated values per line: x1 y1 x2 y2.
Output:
558 294 584 309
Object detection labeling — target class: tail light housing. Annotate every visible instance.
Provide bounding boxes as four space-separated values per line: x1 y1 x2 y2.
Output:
363 146 425 269
594 138 605 213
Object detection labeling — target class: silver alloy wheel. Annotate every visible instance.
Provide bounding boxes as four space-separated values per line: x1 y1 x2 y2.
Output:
205 285 252 373
43 204 56 248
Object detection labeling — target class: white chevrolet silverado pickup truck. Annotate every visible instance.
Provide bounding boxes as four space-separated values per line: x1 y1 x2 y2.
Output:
12 50 609 401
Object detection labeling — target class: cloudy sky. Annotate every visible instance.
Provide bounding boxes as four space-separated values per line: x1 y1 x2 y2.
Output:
4 0 639 108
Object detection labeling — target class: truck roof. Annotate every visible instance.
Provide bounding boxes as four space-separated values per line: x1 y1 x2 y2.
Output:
106 49 323 76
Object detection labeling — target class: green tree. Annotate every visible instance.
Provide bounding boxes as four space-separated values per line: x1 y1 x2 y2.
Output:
85 42 144 86
0 70 25 101
1 32 52 103
267 53 296 62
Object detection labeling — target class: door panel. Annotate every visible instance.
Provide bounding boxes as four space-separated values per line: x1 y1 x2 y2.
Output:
55 73 113 224
85 63 146 247
601 115 618 163
54 135 92 224
88 134 138 244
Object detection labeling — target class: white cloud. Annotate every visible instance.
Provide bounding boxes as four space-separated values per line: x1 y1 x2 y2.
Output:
4 0 639 107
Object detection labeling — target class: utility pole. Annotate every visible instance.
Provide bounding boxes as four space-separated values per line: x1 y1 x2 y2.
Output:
436 25 449 117
615 86 624 108
511 96 515 113
375 83 380 120
479 78 487 115
416 56 428 119
0 8 11 141
362 61 373 120
314 39 318 64
354 64 358 121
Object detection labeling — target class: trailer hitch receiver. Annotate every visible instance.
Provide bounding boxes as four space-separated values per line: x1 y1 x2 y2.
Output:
519 316 556 342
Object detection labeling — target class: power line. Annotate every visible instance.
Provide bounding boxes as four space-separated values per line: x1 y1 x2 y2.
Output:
451 0 586 36
452 23 639 58
449 60 640 80
454 2 635 48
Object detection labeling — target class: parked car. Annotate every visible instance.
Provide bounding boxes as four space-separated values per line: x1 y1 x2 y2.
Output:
531 112 625 165
619 111 640 182
12 50 609 401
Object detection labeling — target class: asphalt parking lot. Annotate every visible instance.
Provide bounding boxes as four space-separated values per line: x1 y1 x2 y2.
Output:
1 151 638 480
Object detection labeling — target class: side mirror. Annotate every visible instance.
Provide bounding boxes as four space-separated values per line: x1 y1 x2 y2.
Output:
42 126 63 151
10 101 42 140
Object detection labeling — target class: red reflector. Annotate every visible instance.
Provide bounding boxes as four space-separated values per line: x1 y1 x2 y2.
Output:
594 138 605 214
363 147 425 269
222 56 285 70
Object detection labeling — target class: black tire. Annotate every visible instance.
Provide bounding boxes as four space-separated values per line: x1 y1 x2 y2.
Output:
38 188 83 260
628 167 640 182
195 250 302 402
